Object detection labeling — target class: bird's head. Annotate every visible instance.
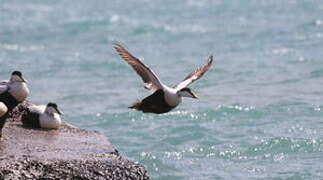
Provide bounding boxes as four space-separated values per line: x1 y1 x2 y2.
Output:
177 88 198 99
45 102 63 116
10 71 28 83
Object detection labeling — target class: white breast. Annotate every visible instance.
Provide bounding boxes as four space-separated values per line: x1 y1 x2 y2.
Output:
0 102 8 117
8 82 30 102
162 85 182 106
39 113 61 129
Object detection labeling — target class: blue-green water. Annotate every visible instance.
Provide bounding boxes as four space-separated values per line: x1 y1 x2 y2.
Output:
1 0 323 179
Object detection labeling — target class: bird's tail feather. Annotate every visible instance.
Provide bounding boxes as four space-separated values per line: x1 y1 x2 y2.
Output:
128 101 141 110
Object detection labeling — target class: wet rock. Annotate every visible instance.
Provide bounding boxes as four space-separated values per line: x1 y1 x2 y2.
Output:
0 102 149 179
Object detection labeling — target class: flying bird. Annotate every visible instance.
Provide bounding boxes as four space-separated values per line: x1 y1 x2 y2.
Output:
114 43 213 114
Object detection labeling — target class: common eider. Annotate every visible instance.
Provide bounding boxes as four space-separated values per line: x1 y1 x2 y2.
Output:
21 102 63 129
0 71 30 139
114 43 213 114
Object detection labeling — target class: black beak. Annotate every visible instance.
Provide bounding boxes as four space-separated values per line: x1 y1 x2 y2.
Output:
20 76 28 83
55 107 64 115
191 92 199 99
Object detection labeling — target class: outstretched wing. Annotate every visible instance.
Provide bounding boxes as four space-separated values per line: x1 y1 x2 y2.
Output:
175 55 213 91
114 43 163 92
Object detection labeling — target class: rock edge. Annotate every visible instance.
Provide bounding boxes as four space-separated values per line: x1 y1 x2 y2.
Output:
0 102 149 179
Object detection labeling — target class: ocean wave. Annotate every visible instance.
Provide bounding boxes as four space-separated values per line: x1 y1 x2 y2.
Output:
108 14 211 34
0 43 45 52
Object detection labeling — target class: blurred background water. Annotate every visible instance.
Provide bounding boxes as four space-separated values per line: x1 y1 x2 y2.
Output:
1 0 323 179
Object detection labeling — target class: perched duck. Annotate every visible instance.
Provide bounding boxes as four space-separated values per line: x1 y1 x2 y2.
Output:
114 43 213 114
21 102 63 129
0 102 8 140
0 71 30 109
0 71 30 139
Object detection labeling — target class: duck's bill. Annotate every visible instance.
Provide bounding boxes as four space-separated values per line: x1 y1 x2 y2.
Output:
55 108 64 115
191 92 199 99
20 77 28 83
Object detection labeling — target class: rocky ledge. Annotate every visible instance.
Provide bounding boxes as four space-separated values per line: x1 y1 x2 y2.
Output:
0 102 149 179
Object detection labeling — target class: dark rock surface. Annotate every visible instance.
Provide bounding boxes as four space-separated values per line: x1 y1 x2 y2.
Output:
0 102 149 179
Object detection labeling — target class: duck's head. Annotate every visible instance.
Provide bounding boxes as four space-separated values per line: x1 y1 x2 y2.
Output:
10 71 28 83
177 88 198 99
45 102 63 116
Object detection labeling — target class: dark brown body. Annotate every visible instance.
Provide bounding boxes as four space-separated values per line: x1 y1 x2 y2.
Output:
21 109 41 128
129 89 176 114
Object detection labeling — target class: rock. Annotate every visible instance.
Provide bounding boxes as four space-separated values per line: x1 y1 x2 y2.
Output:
0 102 149 179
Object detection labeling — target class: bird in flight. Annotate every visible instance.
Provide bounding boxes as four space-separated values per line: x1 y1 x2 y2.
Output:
114 43 213 114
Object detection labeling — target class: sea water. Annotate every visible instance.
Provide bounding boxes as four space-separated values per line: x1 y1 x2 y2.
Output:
1 0 323 179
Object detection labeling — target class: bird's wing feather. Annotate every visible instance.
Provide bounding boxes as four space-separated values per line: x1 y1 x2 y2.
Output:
114 43 163 92
175 55 213 91
0 84 9 94
0 80 8 85
28 105 46 114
